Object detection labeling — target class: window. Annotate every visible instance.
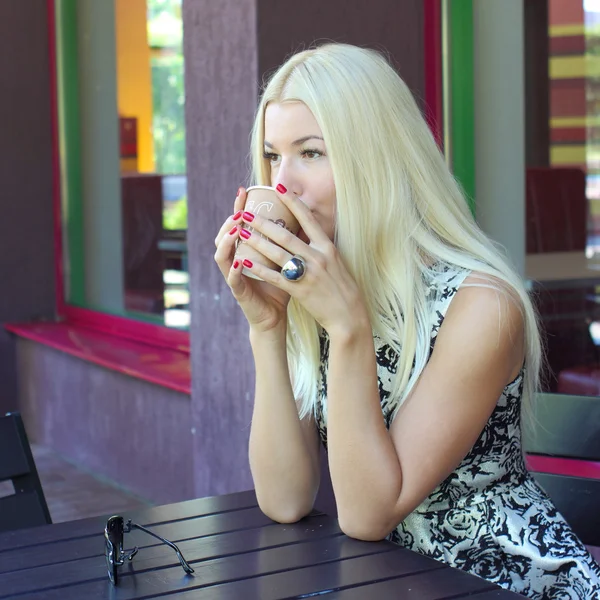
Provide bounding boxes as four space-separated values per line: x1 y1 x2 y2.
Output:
524 0 600 395
55 0 189 331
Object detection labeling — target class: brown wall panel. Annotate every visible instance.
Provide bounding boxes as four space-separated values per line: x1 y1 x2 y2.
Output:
0 1 56 413
257 0 425 105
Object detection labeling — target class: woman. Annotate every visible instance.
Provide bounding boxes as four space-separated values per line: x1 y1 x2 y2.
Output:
213 43 600 598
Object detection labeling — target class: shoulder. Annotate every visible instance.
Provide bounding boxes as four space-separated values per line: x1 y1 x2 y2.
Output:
433 272 525 384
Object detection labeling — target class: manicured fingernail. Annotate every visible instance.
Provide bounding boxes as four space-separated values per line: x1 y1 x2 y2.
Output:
242 211 255 222
276 184 287 194
242 259 253 268
237 187 244 196
233 210 242 221
232 260 240 269
240 228 251 240
229 226 238 235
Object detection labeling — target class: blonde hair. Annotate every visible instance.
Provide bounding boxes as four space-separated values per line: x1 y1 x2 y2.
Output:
249 43 542 424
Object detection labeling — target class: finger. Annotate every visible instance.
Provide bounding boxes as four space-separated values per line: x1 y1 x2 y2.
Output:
238 227 294 268
239 257 295 294
274 184 331 246
227 255 246 298
214 225 240 277
214 211 243 247
240 212 311 260
234 187 247 213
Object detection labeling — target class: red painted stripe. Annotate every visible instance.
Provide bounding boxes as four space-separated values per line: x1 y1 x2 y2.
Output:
526 455 600 480
5 322 191 395
550 35 586 55
549 2 584 27
424 0 443 149
551 77 587 89
550 86 586 118
551 127 586 143
64 305 190 353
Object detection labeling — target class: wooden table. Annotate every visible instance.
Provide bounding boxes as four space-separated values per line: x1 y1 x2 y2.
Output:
526 251 600 290
0 490 524 599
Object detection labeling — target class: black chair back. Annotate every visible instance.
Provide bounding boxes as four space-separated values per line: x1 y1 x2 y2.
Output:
524 393 600 546
0 412 52 533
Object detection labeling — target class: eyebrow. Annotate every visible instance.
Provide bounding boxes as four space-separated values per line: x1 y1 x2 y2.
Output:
264 136 324 149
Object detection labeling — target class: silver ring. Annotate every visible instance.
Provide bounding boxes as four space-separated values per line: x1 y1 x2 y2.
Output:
281 255 307 282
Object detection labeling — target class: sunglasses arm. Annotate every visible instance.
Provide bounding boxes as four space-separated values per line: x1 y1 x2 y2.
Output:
126 520 195 574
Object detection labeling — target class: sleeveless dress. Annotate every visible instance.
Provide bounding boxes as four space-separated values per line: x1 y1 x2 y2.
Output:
315 264 600 599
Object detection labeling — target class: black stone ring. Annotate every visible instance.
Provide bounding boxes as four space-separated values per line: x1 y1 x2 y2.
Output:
281 255 307 282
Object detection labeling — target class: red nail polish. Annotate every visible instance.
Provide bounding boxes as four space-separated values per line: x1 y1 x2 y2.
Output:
237 187 244 196
242 259 253 268
229 226 238 235
233 210 242 220
276 184 287 194
242 211 255 222
232 260 240 269
240 228 251 239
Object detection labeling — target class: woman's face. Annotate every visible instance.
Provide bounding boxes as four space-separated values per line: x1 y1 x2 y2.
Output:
263 101 336 241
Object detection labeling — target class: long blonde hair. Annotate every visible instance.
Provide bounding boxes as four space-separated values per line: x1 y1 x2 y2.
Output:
249 43 541 423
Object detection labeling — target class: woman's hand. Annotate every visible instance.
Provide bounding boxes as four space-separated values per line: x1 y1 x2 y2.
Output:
237 185 369 338
214 188 291 334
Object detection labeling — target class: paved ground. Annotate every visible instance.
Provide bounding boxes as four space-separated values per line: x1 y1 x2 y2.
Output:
0 445 151 523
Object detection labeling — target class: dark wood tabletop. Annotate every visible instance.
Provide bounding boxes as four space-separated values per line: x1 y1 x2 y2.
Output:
0 490 525 599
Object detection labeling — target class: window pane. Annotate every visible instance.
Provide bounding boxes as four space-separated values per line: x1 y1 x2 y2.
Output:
57 0 189 329
525 0 600 396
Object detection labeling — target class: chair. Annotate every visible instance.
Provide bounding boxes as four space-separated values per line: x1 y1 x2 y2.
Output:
0 412 52 533
524 393 600 547
526 167 588 254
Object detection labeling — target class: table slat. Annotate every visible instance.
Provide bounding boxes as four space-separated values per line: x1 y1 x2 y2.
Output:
0 515 340 597
321 566 496 599
0 505 273 574
460 590 526 599
9 536 403 600
0 490 257 552
126 548 443 600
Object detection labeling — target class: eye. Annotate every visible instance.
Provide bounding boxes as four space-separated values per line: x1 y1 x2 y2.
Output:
301 149 323 160
262 151 280 164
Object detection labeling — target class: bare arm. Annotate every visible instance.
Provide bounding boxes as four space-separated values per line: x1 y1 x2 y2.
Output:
227 191 525 538
248 325 321 523
213 188 320 523
326 278 525 540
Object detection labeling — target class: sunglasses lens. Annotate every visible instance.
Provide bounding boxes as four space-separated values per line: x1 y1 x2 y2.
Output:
105 516 124 585
105 538 118 585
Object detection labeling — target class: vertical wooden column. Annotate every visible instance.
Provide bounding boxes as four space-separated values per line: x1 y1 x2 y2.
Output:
524 0 550 168
183 0 259 497
0 1 56 414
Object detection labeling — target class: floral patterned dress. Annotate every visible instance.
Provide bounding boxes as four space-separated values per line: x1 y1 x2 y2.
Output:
315 265 600 599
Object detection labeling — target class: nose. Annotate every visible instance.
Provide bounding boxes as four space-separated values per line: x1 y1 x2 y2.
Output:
274 159 302 197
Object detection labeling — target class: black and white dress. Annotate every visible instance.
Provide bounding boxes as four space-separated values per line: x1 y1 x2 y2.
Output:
315 265 600 599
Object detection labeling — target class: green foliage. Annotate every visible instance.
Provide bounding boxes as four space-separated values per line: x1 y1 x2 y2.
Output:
147 0 186 175
151 54 186 174
163 197 188 230
147 0 182 47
